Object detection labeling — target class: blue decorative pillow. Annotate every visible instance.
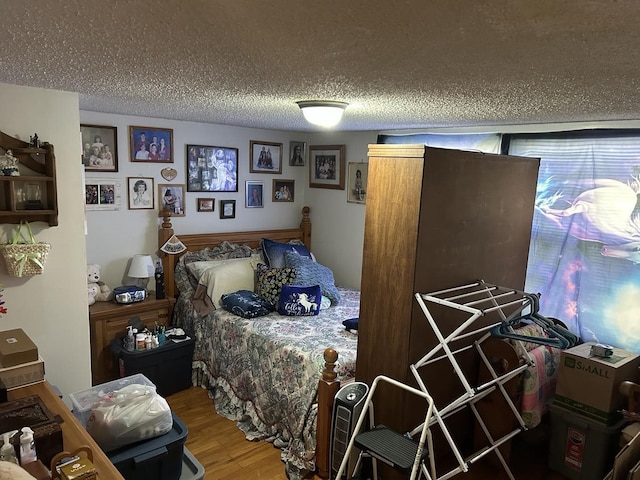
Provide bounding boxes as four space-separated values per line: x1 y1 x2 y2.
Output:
279 284 322 316
343 318 359 331
283 250 341 305
221 290 274 318
261 238 312 269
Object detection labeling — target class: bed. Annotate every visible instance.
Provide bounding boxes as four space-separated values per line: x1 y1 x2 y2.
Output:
158 206 358 479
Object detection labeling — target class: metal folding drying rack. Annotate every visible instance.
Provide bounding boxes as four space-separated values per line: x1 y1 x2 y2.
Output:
336 280 537 480
410 280 537 480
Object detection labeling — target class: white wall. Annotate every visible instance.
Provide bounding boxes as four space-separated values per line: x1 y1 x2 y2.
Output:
81 111 376 290
0 82 90 402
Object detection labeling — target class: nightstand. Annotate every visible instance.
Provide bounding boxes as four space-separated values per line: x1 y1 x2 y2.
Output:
89 295 175 386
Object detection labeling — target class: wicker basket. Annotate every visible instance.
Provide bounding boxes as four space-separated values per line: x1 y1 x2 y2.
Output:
0 221 50 277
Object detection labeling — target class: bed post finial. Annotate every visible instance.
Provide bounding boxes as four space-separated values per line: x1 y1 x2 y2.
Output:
301 206 311 250
317 346 340 478
322 347 338 382
161 209 173 229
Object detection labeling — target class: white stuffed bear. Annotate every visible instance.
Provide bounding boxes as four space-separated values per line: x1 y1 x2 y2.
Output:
87 264 111 305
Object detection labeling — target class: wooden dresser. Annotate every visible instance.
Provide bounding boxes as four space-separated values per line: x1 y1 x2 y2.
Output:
356 145 539 479
89 296 175 386
8 381 124 479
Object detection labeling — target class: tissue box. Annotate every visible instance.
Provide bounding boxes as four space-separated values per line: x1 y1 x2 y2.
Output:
0 329 38 367
60 457 96 480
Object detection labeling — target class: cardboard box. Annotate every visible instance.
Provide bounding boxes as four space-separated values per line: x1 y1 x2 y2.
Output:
0 356 45 389
0 329 38 367
555 342 640 424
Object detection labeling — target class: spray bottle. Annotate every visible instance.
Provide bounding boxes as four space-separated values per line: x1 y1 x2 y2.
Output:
0 430 18 464
19 426 37 465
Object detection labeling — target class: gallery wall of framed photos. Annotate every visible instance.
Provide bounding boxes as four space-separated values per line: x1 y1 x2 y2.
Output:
81 109 374 294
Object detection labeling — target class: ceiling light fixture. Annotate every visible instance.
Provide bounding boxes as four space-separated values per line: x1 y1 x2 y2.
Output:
296 100 348 128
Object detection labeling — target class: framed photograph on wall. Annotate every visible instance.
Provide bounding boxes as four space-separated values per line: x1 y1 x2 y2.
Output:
158 183 185 216
249 140 282 174
272 179 294 202
187 144 238 192
81 124 118 172
129 126 173 163
220 199 236 219
246 180 264 208
347 162 368 204
127 177 154 210
197 198 215 212
309 144 346 190
289 141 306 166
86 178 122 211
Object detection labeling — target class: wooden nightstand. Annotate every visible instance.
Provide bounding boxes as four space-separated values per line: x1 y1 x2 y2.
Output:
89 295 175 386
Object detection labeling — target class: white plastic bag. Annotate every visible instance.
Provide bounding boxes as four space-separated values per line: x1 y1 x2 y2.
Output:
85 383 173 452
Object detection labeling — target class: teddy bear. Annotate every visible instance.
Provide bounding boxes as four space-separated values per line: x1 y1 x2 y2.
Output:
87 264 111 305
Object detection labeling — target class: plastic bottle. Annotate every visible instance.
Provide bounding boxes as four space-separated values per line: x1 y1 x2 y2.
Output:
136 333 145 351
125 326 135 352
19 427 37 465
0 430 18 464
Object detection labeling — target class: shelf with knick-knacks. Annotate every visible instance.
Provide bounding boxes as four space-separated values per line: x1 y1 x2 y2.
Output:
0 130 58 226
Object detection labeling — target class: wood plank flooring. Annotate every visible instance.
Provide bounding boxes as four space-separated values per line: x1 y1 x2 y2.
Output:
167 386 315 480
167 386 572 480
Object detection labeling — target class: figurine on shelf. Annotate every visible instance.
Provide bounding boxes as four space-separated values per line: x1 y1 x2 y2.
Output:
0 150 19 176
29 133 40 148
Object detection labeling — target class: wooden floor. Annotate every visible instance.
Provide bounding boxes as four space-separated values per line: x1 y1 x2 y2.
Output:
167 386 571 480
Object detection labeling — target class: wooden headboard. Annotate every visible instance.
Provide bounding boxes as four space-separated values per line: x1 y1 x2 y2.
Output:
158 205 311 299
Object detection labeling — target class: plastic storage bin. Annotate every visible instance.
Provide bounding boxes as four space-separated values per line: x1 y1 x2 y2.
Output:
181 447 205 480
548 401 624 480
111 336 196 397
69 373 156 427
108 412 188 480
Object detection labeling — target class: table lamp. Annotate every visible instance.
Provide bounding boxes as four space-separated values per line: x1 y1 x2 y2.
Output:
127 254 155 291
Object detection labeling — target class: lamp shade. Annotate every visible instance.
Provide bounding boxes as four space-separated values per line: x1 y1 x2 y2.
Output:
296 100 348 128
128 254 155 279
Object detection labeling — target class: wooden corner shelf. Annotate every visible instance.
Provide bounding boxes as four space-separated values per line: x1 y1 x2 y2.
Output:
0 131 58 226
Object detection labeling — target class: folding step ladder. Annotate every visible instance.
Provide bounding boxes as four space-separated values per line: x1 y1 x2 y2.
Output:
334 375 436 480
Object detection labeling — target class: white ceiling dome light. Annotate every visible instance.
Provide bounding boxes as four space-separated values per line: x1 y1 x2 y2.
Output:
296 100 349 128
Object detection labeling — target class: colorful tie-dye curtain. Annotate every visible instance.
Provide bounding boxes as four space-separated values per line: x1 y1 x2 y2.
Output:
379 130 640 352
507 130 640 352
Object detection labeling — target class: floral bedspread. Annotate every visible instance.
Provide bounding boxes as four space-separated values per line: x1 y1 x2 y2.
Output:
172 246 359 478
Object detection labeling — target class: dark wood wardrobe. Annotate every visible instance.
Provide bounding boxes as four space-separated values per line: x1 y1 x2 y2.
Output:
355 144 540 474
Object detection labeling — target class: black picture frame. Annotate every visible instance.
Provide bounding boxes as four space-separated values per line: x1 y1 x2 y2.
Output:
187 144 238 192
220 199 236 219
127 177 154 210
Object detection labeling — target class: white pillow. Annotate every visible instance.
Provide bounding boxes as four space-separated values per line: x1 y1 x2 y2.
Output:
187 254 262 281
198 256 260 307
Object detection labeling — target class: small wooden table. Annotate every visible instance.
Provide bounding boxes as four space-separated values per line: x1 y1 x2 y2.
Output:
8 381 124 479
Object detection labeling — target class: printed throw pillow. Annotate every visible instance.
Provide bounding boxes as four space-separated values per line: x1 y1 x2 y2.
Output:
261 238 312 269
221 290 273 319
256 263 296 306
278 284 322 316
283 250 341 305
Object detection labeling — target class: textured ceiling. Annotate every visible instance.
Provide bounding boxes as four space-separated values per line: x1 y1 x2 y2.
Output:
1 0 639 132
